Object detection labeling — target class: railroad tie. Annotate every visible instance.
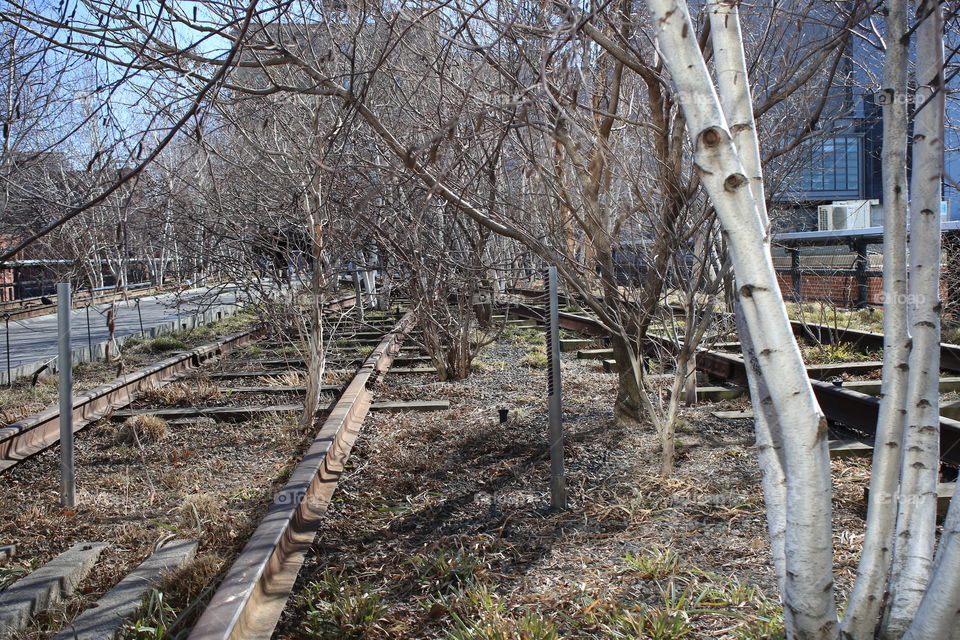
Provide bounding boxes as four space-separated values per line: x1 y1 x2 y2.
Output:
110 400 450 421
52 540 198 640
0 542 109 637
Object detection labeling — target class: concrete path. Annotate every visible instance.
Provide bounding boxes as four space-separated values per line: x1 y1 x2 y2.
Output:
1 285 241 376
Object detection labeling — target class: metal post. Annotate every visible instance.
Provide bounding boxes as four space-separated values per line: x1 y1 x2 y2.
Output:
85 305 93 355
57 283 76 508
790 247 801 301
352 270 364 317
854 240 869 309
136 299 144 335
545 267 567 510
4 314 10 388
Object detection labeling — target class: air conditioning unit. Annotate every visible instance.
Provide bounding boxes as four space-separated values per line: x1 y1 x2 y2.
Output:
817 200 877 231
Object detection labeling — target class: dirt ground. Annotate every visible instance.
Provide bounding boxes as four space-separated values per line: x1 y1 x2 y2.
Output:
0 317 876 640
274 328 871 640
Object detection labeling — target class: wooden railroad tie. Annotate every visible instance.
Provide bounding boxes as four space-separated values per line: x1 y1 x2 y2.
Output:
110 400 450 421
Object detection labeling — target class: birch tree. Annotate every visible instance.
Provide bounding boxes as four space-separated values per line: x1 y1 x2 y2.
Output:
645 0 950 637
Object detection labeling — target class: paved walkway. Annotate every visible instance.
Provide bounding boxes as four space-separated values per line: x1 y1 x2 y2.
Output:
2 285 241 375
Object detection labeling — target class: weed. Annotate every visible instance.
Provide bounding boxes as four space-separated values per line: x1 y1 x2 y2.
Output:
445 585 559 640
177 493 224 531
122 590 177 639
114 415 169 445
161 554 224 609
146 336 189 354
584 599 689 640
519 349 548 369
801 341 878 364
623 546 681 580
411 547 489 593
298 570 389 640
0 565 28 590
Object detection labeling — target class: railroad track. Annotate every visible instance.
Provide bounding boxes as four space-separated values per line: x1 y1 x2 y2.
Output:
0 294 359 473
0 297 450 639
505 288 960 466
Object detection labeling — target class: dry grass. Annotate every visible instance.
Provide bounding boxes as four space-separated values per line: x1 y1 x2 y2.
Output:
177 493 226 532
161 554 225 609
113 414 169 445
142 380 222 407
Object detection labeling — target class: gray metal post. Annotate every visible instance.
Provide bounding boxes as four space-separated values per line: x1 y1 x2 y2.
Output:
85 305 92 354
57 283 76 508
545 267 567 510
136 299 144 335
4 314 10 388
4 313 13 389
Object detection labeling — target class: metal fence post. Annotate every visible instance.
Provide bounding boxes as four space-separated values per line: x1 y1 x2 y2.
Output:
545 267 567 510
57 283 76 508
4 314 10 388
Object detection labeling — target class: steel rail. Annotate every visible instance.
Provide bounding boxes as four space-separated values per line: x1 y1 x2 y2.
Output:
507 303 960 466
187 311 416 640
0 328 264 472
0 293 359 472
505 286 960 373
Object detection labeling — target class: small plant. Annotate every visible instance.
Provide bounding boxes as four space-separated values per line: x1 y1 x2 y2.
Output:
114 415 169 445
445 585 559 640
519 349 548 369
123 590 177 639
735 600 785 640
0 565 28 590
177 493 224 531
146 336 188 354
410 547 489 593
802 341 878 365
623 546 681 580
298 570 389 640
161 554 224 608
584 600 690 640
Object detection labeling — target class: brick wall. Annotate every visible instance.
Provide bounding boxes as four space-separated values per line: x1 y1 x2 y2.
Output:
776 270 948 309
0 268 12 302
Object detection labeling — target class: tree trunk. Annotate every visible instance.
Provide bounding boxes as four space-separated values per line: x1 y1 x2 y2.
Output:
648 1 838 636
841 0 911 635
882 1 945 634
610 333 644 426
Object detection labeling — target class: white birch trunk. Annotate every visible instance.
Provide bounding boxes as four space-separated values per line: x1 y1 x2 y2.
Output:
708 0 788 601
840 1 912 636
735 306 788 597
647 1 837 636
883 1 945 634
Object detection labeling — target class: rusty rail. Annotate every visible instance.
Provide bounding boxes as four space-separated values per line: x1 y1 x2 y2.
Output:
0 293 360 472
0 327 263 472
507 302 960 466
187 311 415 640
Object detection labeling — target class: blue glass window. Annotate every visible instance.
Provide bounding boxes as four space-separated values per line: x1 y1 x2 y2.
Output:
795 136 862 194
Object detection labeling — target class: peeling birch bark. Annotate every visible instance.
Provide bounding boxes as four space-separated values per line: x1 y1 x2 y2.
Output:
645 1 837 636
